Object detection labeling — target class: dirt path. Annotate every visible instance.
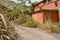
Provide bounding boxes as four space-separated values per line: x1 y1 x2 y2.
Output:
14 25 60 40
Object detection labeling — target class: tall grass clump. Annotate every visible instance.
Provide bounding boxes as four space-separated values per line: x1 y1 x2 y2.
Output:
0 14 17 40
38 21 60 33
22 18 41 28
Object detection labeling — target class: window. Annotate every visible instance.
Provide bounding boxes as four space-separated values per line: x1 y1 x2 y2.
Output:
43 0 46 4
48 0 52 3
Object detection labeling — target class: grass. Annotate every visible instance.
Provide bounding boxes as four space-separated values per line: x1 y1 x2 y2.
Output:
22 18 41 28
38 22 60 33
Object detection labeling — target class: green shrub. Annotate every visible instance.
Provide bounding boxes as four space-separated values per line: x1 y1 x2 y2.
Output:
13 14 29 25
9 7 20 21
22 18 41 28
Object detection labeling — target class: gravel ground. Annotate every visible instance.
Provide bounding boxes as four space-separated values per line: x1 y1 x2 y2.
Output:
14 25 60 40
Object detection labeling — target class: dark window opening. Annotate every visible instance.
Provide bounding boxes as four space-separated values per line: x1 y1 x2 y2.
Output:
43 0 46 4
48 0 52 3
55 1 57 7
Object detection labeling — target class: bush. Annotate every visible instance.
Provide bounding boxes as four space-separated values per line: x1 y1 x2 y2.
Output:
8 7 20 21
51 23 60 33
38 22 60 33
0 14 17 40
13 14 29 25
22 18 41 28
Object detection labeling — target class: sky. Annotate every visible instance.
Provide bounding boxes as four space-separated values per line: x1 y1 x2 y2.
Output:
11 0 42 6
12 0 42 3
31 0 42 2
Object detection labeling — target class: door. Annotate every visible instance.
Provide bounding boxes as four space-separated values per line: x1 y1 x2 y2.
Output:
43 10 59 23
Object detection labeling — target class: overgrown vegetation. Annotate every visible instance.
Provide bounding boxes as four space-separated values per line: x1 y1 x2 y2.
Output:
0 1 17 40
0 1 60 40
0 14 17 40
22 18 40 28
37 22 60 33
7 0 60 34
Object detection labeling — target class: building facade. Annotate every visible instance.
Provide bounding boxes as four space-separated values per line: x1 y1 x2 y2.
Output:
32 0 60 24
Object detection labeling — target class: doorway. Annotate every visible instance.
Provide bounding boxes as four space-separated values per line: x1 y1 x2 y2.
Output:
43 10 59 23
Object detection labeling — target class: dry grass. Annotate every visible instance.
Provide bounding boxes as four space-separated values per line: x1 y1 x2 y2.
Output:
38 21 60 33
0 14 17 40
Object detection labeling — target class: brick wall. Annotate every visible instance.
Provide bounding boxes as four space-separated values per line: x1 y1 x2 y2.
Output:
57 0 60 22
41 3 56 10
32 12 44 24
32 0 60 24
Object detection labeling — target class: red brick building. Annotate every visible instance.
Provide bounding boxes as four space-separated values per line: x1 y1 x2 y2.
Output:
32 0 60 24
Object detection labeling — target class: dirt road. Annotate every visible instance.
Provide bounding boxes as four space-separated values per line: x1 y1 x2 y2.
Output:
14 25 60 40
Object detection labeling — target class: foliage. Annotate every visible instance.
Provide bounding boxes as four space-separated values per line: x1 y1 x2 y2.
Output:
0 22 15 40
8 3 33 21
0 14 16 40
13 14 29 24
22 18 41 28
38 22 60 33
51 23 60 33
25 6 33 15
15 0 32 14
32 2 38 5
0 1 17 39
9 7 20 20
